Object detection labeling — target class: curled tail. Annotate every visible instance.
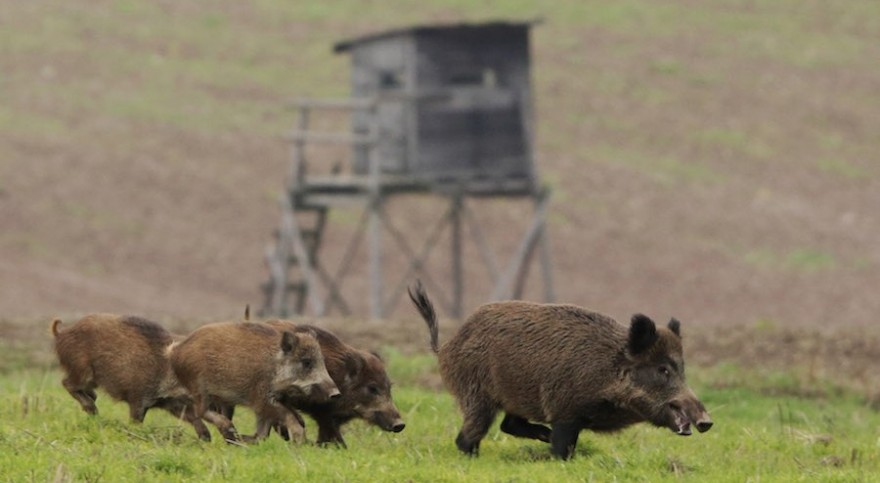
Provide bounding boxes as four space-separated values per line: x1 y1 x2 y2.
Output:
407 280 439 353
50 318 62 337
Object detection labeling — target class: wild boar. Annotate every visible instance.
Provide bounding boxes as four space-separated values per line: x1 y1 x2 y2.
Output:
169 321 339 444
50 314 210 440
263 320 405 446
408 282 713 460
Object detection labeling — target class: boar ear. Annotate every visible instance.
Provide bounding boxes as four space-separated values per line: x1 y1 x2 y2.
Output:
668 318 681 337
345 352 365 379
280 331 298 353
628 314 658 355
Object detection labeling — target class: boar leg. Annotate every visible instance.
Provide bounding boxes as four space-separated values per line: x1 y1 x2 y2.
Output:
127 402 148 423
245 417 274 443
62 378 98 415
156 399 212 442
252 404 305 444
272 410 306 442
500 414 551 443
455 400 498 455
213 403 235 421
314 414 346 448
189 393 240 443
278 410 306 444
198 407 240 443
549 421 582 460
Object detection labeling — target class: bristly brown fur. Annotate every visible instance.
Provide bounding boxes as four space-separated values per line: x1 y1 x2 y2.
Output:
170 320 338 444
267 320 405 446
50 313 209 440
408 287 712 460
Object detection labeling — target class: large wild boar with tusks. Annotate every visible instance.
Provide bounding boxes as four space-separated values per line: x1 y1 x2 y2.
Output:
170 321 339 444
264 320 405 446
51 314 210 440
408 282 713 459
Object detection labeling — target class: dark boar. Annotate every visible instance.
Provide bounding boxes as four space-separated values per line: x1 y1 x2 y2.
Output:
170 321 339 444
51 314 210 440
264 320 405 446
408 282 712 460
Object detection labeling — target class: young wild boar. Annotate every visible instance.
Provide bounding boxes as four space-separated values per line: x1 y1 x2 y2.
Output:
170 321 339 444
408 282 713 460
263 320 405 447
51 314 210 440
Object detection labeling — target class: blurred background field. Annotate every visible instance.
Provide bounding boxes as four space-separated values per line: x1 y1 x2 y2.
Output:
2 0 878 328
2 0 880 394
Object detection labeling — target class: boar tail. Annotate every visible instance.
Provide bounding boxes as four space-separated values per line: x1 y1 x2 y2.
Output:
50 318 62 337
407 280 439 353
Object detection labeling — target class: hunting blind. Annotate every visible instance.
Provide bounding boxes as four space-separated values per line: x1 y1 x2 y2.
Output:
260 21 554 318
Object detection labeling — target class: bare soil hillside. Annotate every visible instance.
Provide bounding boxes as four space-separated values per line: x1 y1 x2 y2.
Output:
1 1 879 337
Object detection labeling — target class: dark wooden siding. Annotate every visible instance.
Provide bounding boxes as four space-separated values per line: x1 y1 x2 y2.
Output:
345 23 534 188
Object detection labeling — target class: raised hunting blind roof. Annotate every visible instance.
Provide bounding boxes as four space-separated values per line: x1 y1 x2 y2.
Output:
332 20 542 195
332 19 542 52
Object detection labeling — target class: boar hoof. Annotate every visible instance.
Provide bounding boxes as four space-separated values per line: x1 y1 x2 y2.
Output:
222 428 241 444
455 432 479 456
550 422 580 460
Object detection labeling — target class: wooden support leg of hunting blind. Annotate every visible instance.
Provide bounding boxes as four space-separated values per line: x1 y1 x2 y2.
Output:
380 197 455 316
287 199 324 316
491 190 551 302
538 207 556 303
368 195 383 319
317 207 372 316
265 244 287 316
463 202 500 284
314 259 351 315
450 191 464 318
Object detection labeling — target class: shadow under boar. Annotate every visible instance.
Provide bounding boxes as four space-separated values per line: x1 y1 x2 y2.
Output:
51 314 210 440
170 321 339 444
264 320 405 447
408 282 713 460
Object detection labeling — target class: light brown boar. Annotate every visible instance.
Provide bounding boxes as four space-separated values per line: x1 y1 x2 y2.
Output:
50 314 210 440
408 282 713 460
263 320 405 447
170 321 339 444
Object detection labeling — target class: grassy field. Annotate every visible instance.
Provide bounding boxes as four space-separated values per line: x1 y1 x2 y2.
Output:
2 351 879 482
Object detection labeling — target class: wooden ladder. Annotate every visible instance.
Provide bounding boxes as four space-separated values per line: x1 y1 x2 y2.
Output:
260 99 376 317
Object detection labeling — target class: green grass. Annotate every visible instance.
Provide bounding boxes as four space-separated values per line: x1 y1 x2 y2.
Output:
594 146 723 186
2 355 879 481
744 247 837 273
816 158 869 180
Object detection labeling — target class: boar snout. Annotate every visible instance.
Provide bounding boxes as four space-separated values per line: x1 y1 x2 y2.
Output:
370 409 405 433
308 378 341 402
668 402 692 436
687 398 712 433
668 394 712 436
696 419 713 433
326 384 342 400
